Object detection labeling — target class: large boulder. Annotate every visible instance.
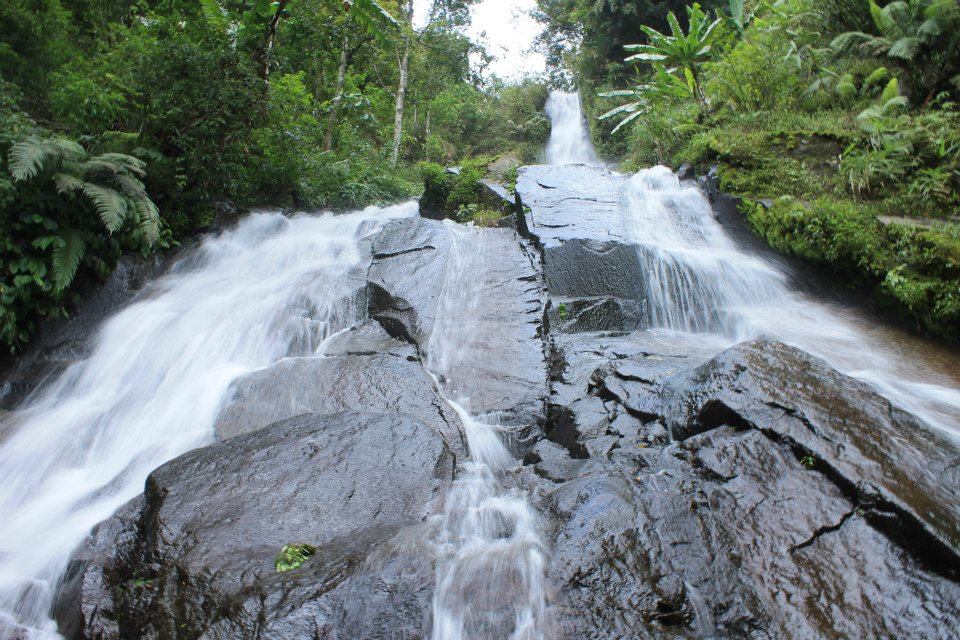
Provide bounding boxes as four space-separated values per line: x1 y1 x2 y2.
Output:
536 334 960 639
367 217 452 347
367 217 548 448
213 321 467 458
57 411 454 639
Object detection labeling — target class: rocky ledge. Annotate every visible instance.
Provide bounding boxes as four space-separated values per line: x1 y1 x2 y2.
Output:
38 164 960 639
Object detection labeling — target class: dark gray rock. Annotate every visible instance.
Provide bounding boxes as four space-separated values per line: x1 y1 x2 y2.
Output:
213 350 467 459
367 218 548 447
367 217 452 347
539 334 960 640
662 337 960 560
58 411 453 640
551 297 645 334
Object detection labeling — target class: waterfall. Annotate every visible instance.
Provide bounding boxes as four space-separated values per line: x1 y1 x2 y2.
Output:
545 91 599 166
427 223 549 640
623 167 960 436
0 203 416 640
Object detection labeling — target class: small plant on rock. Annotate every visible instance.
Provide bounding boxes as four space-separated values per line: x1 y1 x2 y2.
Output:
275 543 316 572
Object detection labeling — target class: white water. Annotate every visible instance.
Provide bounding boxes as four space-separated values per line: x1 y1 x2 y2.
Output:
0 203 416 639
544 91 599 166
427 223 549 639
545 92 960 437
623 166 960 436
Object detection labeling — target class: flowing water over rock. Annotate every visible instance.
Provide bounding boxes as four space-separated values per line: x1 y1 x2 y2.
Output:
426 224 549 639
0 90 958 640
0 204 415 638
544 91 599 166
622 165 960 435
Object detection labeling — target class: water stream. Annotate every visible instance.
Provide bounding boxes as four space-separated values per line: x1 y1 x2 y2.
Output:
544 90 960 436
0 204 416 639
622 166 960 435
427 223 549 640
544 92 599 166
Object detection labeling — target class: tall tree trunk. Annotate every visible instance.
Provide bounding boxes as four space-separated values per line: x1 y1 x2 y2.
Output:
325 34 350 152
259 0 289 81
390 0 413 167
390 39 410 166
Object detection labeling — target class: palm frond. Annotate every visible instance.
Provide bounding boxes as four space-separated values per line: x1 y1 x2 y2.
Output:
610 110 645 135
599 102 641 120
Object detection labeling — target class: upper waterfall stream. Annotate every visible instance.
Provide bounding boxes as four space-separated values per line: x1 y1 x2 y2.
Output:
547 90 960 437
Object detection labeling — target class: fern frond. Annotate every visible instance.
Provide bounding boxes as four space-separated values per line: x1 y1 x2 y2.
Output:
8 137 85 181
133 197 161 245
81 183 128 233
52 230 87 291
830 31 872 54
886 37 919 59
115 173 147 198
862 67 891 93
880 76 901 103
53 173 85 194
95 152 147 176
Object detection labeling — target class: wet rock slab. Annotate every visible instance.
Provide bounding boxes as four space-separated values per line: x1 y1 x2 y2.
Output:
213 320 467 458
516 166 646 335
57 411 452 639
536 331 960 639
367 217 549 446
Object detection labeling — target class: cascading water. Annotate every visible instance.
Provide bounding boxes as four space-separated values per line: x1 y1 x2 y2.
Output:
622 168 960 435
544 91 599 166
427 223 549 640
0 203 416 639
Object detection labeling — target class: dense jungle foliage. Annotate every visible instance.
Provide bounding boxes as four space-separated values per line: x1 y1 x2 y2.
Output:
0 0 549 351
541 0 960 342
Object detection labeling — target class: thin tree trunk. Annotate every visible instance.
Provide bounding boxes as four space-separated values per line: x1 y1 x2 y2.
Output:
390 0 414 167
325 34 350 152
390 39 410 166
259 0 289 81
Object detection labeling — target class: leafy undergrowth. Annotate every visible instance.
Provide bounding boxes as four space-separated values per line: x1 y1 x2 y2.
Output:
417 155 516 226
680 109 960 342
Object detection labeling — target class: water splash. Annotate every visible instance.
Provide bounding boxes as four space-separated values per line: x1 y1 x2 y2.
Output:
545 91 599 166
0 203 416 639
427 223 550 640
623 166 960 436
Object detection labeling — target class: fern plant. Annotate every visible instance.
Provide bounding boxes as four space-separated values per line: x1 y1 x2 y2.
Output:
830 0 960 102
8 136 161 289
